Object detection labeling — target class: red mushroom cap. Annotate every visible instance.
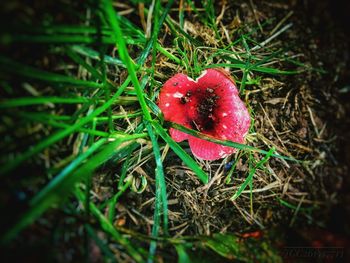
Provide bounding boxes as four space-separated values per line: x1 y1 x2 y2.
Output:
158 68 250 160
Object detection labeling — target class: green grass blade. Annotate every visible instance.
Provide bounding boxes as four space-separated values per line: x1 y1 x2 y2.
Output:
107 178 132 223
152 121 208 184
8 25 112 34
85 225 118 263
1 34 114 44
231 148 275 201
0 97 90 108
175 244 192 262
20 112 109 137
165 17 203 47
169 122 297 162
0 56 103 88
0 77 131 176
71 45 125 67
30 138 107 205
75 188 144 263
250 65 302 75
16 111 141 123
65 46 106 81
145 121 169 262
0 96 136 108
1 138 120 243
239 36 251 93
277 198 314 211
205 63 301 75
103 0 152 121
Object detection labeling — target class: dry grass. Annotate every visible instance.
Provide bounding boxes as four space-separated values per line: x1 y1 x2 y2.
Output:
1 0 348 261
90 0 343 238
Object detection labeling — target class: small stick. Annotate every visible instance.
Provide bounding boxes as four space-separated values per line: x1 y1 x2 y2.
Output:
270 11 293 36
251 23 293 51
307 105 320 137
249 0 263 33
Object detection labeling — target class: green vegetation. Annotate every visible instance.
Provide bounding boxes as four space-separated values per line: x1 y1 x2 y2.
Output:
0 0 313 262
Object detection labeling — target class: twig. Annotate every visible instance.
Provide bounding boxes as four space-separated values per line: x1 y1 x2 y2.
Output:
251 23 293 51
270 11 293 35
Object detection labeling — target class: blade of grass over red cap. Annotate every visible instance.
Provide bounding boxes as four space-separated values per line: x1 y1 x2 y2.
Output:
169 122 298 162
157 68 251 160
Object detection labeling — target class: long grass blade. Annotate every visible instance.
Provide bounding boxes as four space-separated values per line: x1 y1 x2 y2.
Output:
75 188 144 263
2 134 146 244
102 0 152 121
152 121 209 184
145 121 169 262
0 97 90 108
0 77 131 176
231 147 275 200
71 45 125 67
2 138 118 243
169 122 297 162
0 56 103 88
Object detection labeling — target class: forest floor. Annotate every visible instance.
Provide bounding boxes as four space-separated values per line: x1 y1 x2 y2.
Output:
0 0 349 262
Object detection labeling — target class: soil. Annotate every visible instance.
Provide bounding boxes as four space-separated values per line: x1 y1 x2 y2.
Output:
1 0 350 262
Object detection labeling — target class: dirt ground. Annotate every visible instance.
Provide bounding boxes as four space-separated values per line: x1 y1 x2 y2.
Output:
1 0 350 262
